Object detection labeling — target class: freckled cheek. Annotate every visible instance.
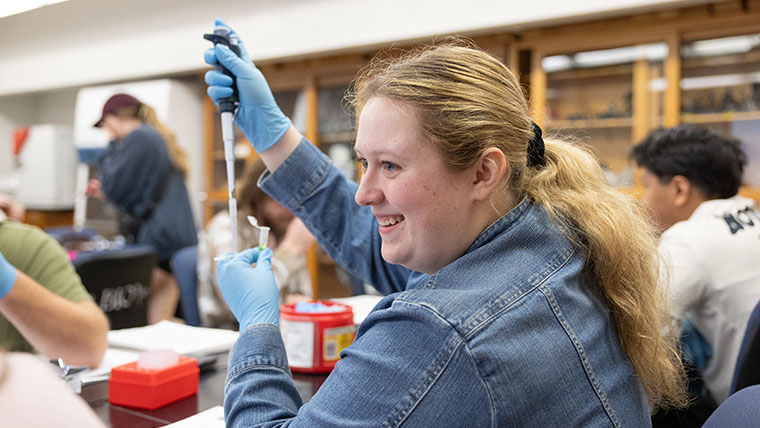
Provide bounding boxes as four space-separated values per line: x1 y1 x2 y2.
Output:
399 183 449 232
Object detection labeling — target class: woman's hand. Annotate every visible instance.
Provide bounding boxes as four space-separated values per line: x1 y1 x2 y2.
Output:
216 247 279 330
84 178 104 199
203 18 291 153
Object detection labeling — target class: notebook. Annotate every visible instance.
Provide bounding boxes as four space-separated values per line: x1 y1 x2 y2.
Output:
107 320 239 356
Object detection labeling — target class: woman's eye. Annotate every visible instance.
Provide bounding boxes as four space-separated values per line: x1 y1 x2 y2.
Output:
382 162 397 172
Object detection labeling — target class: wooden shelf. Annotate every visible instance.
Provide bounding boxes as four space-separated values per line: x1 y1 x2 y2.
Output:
205 188 228 201
681 110 760 124
318 131 355 145
682 50 760 71
547 63 633 81
548 117 633 129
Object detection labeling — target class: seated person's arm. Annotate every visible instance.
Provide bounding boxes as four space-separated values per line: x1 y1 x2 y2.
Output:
0 269 109 367
0 235 109 368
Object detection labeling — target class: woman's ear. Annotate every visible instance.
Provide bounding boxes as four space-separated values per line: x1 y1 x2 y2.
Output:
471 147 507 201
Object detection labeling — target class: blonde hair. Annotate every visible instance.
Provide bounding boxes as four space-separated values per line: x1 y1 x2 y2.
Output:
112 103 189 178
349 42 687 410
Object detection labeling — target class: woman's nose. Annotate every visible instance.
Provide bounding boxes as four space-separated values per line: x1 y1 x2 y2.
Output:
355 173 383 207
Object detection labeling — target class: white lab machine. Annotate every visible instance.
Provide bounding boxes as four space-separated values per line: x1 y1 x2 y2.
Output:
16 124 77 210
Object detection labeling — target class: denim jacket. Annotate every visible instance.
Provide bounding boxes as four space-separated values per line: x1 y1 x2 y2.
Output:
225 139 650 427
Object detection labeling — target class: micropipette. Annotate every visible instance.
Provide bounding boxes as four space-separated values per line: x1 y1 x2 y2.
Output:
204 26 242 251
247 216 270 249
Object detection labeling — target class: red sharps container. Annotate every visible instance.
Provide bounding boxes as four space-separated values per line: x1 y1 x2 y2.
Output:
280 301 356 373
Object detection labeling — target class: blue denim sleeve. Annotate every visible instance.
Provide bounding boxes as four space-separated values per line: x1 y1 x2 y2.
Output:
224 324 302 425
225 300 493 427
259 139 412 295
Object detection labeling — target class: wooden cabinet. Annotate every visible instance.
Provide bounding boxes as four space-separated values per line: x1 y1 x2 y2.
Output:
679 34 760 192
23 209 74 230
524 1 760 199
541 44 666 186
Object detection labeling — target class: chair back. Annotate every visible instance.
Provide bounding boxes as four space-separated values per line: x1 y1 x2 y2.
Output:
74 245 156 329
702 384 760 427
731 298 760 394
170 245 200 326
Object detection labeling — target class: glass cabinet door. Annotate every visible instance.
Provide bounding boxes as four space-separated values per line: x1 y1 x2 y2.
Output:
543 43 666 186
680 34 760 188
318 84 356 182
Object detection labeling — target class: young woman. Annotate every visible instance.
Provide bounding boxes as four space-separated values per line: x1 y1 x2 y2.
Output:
87 93 197 323
205 19 686 427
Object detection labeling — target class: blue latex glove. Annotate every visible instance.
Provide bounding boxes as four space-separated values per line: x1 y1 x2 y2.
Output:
681 318 712 370
0 251 18 299
216 247 279 331
204 18 291 153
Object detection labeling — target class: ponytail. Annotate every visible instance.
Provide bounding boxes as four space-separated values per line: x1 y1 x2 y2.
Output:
523 138 688 410
137 104 189 178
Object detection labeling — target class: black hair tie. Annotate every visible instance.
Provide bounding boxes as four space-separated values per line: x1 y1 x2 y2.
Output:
527 122 546 168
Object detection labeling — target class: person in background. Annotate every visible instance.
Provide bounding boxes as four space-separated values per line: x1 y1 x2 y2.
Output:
0 194 24 222
0 211 108 368
197 157 315 329
205 19 686 426
632 125 760 407
86 93 197 324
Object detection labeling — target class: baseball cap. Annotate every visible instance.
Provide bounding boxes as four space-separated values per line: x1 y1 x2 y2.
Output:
94 93 140 128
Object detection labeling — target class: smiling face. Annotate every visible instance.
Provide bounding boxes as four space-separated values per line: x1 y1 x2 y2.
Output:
354 97 483 274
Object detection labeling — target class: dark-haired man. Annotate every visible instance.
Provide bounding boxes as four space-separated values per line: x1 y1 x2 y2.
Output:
632 125 760 405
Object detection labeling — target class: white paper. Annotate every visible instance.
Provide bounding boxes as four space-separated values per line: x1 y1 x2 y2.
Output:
75 348 140 382
330 295 384 325
164 405 225 428
107 320 239 356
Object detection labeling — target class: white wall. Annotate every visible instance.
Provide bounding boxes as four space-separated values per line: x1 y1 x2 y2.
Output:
0 0 709 97
36 89 79 125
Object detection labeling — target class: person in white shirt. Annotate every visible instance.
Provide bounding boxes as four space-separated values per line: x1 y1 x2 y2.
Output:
632 125 760 408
